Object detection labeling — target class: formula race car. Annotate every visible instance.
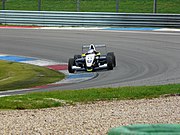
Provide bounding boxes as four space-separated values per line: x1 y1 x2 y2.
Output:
68 44 116 73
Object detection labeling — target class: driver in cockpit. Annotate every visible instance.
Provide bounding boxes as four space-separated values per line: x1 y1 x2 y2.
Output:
86 44 100 55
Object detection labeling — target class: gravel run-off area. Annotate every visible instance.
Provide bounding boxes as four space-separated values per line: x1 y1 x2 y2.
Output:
0 96 179 135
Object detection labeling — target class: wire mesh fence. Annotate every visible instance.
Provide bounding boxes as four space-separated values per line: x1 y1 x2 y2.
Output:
0 0 179 13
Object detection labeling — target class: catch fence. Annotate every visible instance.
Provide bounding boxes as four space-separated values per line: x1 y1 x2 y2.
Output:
0 0 179 14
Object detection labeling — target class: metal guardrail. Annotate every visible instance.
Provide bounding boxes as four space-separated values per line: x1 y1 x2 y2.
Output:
0 10 180 28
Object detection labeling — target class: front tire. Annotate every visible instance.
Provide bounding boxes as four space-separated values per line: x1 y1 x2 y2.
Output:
68 58 75 73
107 52 116 67
107 56 113 70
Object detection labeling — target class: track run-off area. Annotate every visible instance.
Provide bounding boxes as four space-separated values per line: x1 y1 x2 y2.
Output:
0 27 180 95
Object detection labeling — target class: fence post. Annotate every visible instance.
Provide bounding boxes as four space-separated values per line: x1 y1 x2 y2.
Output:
38 0 41 11
77 0 80 12
116 0 119 12
2 0 5 10
153 0 157 13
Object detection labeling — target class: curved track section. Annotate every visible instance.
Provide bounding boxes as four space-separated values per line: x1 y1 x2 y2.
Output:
0 29 180 95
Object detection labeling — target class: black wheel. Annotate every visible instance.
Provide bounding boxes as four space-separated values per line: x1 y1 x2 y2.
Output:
107 52 116 67
68 58 75 73
107 56 113 70
74 55 81 60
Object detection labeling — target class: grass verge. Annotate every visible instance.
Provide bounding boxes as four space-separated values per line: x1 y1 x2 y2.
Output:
0 84 179 110
0 60 65 91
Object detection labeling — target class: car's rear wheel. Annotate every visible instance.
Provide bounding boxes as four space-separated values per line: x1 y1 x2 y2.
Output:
107 56 113 70
74 55 81 60
68 58 75 73
107 52 116 67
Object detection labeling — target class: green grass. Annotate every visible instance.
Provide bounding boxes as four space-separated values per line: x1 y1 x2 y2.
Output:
0 0 179 13
0 84 179 109
0 60 64 91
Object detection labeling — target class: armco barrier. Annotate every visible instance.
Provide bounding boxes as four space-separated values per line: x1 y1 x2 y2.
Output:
0 10 180 28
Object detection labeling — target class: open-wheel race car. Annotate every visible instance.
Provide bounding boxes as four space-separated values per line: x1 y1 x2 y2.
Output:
68 44 116 73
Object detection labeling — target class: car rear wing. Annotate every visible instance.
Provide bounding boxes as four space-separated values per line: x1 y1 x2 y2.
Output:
82 44 106 49
82 44 107 54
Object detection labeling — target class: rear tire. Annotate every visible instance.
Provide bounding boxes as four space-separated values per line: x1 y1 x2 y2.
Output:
107 52 116 67
68 58 75 73
74 55 81 60
107 56 113 70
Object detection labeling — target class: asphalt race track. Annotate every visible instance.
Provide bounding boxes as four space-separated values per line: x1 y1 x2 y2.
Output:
0 29 180 95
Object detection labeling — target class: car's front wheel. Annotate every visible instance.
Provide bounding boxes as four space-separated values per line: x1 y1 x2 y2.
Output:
107 56 113 70
68 58 75 73
107 52 116 67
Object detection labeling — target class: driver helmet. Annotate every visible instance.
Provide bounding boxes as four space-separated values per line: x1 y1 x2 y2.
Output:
89 44 96 51
88 49 94 54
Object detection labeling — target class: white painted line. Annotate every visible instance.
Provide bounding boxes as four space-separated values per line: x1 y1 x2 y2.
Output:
154 28 180 32
20 59 64 66
0 54 8 57
93 29 180 35
0 95 11 97
35 27 180 33
60 70 69 75
35 27 180 35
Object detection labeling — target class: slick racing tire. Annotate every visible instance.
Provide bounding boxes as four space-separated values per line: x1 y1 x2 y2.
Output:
107 52 116 67
74 55 81 60
107 56 113 70
68 58 75 73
